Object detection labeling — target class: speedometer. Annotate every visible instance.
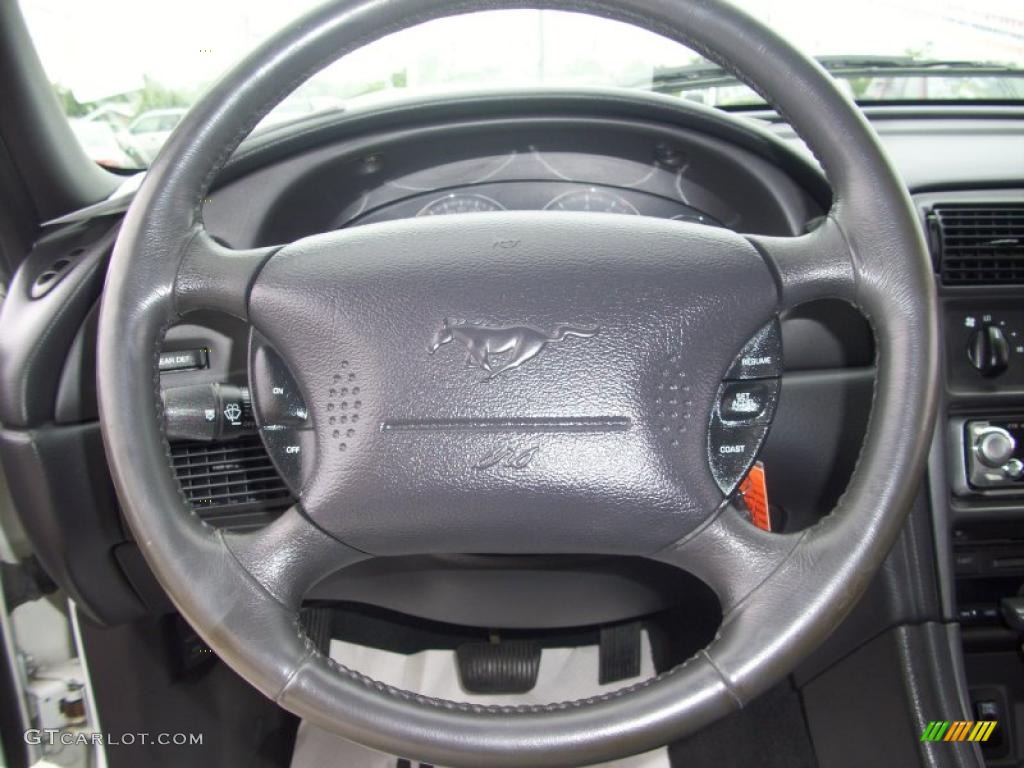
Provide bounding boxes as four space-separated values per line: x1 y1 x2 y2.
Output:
417 193 505 216
544 188 639 215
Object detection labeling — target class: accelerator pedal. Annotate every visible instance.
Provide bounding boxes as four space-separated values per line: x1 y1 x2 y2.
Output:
599 621 642 684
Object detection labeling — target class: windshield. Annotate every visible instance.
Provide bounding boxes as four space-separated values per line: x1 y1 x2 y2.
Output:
20 0 1024 170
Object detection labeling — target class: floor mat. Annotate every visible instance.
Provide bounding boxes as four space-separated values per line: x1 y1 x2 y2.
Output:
290 633 670 768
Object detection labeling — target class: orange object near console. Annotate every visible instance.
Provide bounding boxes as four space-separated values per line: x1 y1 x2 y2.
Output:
740 461 772 532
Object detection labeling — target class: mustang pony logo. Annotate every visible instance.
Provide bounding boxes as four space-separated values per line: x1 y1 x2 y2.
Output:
428 319 600 379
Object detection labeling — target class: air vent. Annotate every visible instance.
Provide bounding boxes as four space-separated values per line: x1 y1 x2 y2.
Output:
170 435 292 527
932 204 1024 285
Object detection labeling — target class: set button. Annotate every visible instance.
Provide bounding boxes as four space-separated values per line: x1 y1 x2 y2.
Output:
718 380 779 425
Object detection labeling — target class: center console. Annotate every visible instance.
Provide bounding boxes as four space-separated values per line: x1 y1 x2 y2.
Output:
921 191 1024 766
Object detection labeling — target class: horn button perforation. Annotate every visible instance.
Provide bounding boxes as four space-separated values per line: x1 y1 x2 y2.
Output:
246 213 780 556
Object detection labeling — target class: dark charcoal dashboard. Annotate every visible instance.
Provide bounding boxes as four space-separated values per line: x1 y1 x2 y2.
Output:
1 90 1023 761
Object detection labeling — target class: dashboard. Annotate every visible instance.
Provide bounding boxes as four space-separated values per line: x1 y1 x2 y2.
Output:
3 90 1022 646
1 79 1023 767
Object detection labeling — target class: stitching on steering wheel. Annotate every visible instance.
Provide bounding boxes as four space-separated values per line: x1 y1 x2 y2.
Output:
296 618 711 715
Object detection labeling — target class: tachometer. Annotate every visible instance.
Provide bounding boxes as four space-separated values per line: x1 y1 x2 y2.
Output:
417 193 505 216
544 188 638 215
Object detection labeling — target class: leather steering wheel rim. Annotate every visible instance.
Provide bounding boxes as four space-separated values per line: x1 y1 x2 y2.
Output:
97 1 939 766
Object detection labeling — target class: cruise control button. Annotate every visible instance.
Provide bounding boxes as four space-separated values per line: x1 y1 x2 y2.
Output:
725 321 782 380
250 334 310 427
260 427 315 492
708 422 768 493
719 380 779 425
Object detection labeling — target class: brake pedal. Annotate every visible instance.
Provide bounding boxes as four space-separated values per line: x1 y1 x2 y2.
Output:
456 638 541 694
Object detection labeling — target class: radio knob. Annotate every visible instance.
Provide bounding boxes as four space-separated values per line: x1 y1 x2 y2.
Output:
975 427 1016 468
967 324 1010 378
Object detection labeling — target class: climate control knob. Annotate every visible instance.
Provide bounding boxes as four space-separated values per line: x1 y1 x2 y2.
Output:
975 427 1016 468
967 324 1010 378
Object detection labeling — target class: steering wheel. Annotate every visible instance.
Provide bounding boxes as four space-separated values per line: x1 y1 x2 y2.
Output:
96 0 938 765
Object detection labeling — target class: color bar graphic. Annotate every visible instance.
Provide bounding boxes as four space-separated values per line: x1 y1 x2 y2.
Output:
921 720 997 742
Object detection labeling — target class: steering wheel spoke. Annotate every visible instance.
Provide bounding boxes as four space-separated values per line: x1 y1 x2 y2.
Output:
748 215 857 313
174 228 279 320
653 503 804 615
221 505 368 611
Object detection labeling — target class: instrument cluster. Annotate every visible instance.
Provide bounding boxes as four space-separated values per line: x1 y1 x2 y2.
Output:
346 181 721 228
